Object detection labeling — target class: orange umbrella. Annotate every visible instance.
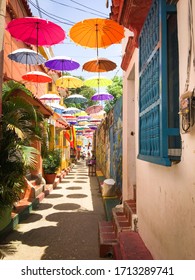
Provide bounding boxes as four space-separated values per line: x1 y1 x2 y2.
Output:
83 57 117 72
69 18 124 57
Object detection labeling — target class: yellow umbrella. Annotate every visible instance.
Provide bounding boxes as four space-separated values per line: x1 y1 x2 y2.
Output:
84 76 112 88
56 75 83 89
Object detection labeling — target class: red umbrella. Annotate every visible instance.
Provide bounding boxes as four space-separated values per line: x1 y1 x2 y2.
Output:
22 71 52 83
6 17 65 47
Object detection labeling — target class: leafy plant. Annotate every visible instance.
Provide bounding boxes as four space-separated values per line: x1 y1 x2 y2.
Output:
0 80 44 210
42 149 61 174
104 76 123 113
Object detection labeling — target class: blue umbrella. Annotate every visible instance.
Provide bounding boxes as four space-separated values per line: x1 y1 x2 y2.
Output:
8 48 46 65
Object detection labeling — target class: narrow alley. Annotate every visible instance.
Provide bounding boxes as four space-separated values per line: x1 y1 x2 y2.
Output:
0 160 106 260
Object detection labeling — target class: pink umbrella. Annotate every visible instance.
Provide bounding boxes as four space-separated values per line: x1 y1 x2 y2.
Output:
6 17 65 47
85 105 103 114
22 71 52 83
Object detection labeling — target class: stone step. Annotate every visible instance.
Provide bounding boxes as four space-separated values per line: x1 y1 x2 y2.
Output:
122 199 137 229
31 184 45 198
113 231 153 260
99 221 117 258
112 207 131 236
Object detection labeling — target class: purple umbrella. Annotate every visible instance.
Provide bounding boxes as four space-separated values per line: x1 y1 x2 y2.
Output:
45 56 80 71
91 92 114 101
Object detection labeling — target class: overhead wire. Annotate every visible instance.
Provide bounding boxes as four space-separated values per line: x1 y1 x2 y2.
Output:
48 0 107 18
69 0 108 17
27 0 122 79
35 0 42 18
28 0 75 25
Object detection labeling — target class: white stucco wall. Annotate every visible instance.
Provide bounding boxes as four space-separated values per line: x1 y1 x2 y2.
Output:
123 0 195 259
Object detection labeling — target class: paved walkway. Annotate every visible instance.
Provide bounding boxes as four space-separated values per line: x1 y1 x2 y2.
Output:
0 160 106 260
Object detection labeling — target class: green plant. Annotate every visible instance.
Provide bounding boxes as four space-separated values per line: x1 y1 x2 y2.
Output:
43 149 61 174
0 80 43 210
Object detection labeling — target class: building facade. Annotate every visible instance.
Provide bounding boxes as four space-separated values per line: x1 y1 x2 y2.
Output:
111 0 195 259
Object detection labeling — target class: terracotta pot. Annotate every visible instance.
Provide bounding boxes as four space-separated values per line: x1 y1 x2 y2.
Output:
44 173 56 184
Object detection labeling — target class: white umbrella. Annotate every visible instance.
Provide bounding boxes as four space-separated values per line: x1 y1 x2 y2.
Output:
65 94 87 104
39 93 61 101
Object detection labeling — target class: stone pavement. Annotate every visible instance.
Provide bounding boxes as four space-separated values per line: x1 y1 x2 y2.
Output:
0 160 107 260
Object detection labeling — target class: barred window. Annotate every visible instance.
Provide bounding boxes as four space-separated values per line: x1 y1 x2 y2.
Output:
138 0 181 166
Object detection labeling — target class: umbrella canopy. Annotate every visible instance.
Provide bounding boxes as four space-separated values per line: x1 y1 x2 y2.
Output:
75 110 88 117
6 17 65 47
39 93 61 101
84 76 112 88
50 104 66 114
85 105 103 114
77 115 91 121
62 114 76 119
56 76 83 89
8 48 46 65
83 57 117 72
69 18 124 56
22 71 52 83
91 92 114 101
45 56 80 71
65 94 87 104
63 107 81 114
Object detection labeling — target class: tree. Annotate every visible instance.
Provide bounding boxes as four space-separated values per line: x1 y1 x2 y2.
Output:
63 74 96 110
104 76 123 113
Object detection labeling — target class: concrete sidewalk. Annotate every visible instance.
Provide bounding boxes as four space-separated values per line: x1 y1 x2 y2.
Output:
0 160 107 260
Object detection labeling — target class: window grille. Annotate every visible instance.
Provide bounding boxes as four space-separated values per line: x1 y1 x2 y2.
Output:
138 0 181 166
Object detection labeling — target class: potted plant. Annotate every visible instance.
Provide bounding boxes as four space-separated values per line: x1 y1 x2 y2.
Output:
42 149 61 184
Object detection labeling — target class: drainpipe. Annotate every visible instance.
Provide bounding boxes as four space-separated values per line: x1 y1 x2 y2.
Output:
0 0 6 125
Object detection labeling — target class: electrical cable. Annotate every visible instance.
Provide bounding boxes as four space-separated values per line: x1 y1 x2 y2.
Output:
28 0 75 25
48 0 107 18
69 0 107 16
35 0 42 18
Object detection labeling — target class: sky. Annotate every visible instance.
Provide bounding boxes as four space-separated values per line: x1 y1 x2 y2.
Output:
28 0 123 80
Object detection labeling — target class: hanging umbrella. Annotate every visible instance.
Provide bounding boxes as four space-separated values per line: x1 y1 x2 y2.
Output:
84 76 112 89
77 115 91 121
8 48 46 65
69 18 124 57
84 76 112 87
49 104 66 114
56 76 83 89
63 107 81 114
65 94 87 104
91 92 114 101
22 71 52 83
45 56 80 71
39 93 61 101
75 110 88 117
85 105 103 114
6 17 65 48
83 57 117 72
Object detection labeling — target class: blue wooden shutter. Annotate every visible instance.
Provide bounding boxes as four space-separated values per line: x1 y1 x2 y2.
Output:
138 0 181 166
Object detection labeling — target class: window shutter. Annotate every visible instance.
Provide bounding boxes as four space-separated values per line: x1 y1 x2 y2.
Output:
138 0 181 166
